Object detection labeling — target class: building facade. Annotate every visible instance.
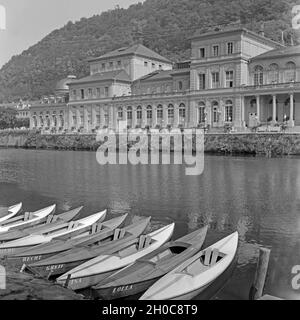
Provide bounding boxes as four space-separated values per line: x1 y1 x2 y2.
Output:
29 26 300 133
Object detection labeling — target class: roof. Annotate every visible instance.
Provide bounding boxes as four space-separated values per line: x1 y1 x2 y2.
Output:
55 76 77 91
251 45 300 61
88 44 172 64
134 68 190 83
191 26 284 49
67 70 131 85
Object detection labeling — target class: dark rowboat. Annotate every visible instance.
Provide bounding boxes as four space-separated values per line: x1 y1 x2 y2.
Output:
21 216 151 278
56 223 175 291
7 213 128 267
0 206 83 243
91 225 208 300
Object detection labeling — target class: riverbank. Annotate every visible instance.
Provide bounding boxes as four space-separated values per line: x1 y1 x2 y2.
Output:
1 131 300 156
0 257 84 300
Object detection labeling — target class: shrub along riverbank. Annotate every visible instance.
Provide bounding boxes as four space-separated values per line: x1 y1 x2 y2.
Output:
1 131 300 157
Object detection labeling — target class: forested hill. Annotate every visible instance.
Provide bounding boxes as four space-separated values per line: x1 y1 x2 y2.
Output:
0 0 298 102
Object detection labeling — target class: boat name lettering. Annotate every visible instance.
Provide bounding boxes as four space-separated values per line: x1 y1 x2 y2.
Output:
112 285 133 294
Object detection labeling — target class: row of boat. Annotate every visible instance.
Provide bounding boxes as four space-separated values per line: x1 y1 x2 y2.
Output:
0 203 239 300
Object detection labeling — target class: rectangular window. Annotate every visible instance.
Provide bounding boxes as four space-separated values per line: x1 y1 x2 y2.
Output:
225 105 233 122
104 87 109 97
109 62 113 68
211 72 220 88
198 107 205 123
225 71 234 88
199 48 205 58
102 63 105 69
179 109 185 118
73 90 77 99
96 88 101 97
96 114 100 125
213 45 219 57
227 42 233 54
199 74 206 90
80 89 85 99
88 88 93 98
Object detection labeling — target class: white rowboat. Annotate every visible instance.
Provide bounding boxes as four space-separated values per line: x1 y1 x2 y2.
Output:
0 203 22 223
0 205 56 233
57 223 175 291
0 210 107 249
140 232 238 300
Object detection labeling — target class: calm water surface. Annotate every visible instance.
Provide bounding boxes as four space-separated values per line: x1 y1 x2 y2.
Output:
0 149 299 300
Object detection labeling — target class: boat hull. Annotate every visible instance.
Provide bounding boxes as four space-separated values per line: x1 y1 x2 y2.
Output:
58 269 119 291
92 277 159 300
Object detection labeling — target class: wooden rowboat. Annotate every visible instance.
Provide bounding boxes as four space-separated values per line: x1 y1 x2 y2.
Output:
0 203 22 223
91 225 208 300
56 223 175 291
0 209 107 255
140 232 239 300
0 204 56 233
7 213 128 267
0 206 83 243
20 216 151 277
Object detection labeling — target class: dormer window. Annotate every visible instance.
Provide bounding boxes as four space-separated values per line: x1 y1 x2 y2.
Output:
213 45 219 57
144 61 148 67
117 61 121 67
102 63 105 69
152 63 155 68
109 62 113 68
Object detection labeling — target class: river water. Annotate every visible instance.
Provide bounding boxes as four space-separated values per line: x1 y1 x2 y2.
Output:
0 148 299 300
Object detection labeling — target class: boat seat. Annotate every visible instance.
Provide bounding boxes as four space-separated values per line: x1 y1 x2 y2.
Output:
204 248 212 266
24 212 30 221
138 235 146 250
143 236 152 248
113 228 121 241
210 249 219 266
91 223 97 235
46 215 54 224
67 221 75 230
51 215 59 223
119 228 126 239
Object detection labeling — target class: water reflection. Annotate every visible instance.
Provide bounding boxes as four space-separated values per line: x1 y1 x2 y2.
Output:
0 149 299 299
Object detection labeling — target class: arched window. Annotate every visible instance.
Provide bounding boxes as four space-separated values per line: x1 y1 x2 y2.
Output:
269 63 279 83
157 105 163 119
137 106 142 120
118 107 123 119
212 101 219 123
254 65 263 85
147 105 152 119
136 106 142 120
127 106 132 120
168 104 174 120
285 62 296 82
179 103 186 119
198 102 206 124
178 81 183 91
225 100 233 122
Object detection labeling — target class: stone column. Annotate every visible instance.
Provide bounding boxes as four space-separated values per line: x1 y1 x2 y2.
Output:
152 105 157 128
100 106 105 128
84 108 89 132
68 107 73 131
174 104 179 128
272 95 277 124
289 93 295 127
142 106 147 128
76 108 81 129
92 106 97 130
241 96 245 127
205 101 212 126
132 106 137 128
163 104 168 127
256 95 260 123
219 100 225 127
109 107 114 129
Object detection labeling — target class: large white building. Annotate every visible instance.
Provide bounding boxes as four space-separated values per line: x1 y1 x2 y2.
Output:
30 25 300 133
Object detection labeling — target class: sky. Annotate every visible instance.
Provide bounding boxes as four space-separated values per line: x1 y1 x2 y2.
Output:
0 0 141 68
